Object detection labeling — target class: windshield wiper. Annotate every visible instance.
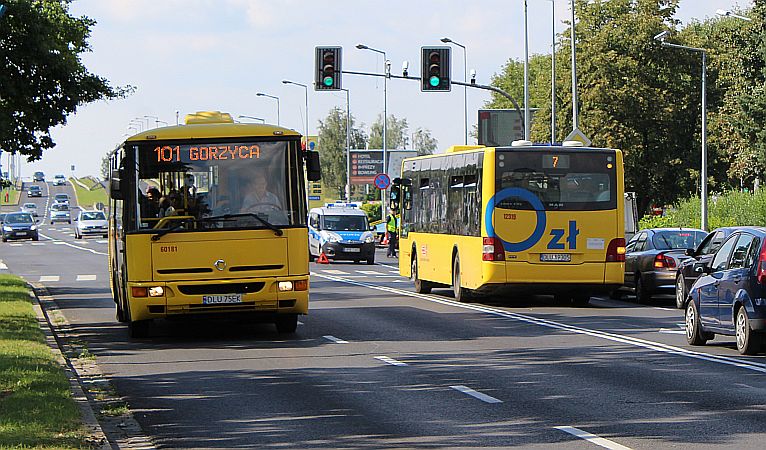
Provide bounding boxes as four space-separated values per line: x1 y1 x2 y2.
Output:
198 213 283 236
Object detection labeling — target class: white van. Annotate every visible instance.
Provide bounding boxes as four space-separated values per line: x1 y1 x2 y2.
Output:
308 202 376 264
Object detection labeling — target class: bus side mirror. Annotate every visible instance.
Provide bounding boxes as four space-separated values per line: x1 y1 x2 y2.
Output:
109 177 123 200
306 150 321 181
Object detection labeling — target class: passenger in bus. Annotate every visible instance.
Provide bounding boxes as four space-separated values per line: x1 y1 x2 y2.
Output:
158 193 177 218
144 187 161 217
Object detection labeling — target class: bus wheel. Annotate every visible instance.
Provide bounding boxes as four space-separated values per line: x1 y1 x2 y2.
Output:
276 314 298 333
412 256 431 294
571 294 591 307
452 256 472 302
129 319 151 338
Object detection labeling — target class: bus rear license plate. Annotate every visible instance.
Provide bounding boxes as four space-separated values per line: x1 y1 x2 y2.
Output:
540 253 571 262
202 294 243 304
345 248 361 252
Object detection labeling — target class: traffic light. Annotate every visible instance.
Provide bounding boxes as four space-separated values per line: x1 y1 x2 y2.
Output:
421 47 451 91
315 46 342 90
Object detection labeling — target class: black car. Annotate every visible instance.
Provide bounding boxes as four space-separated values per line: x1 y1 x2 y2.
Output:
27 185 42 197
674 227 750 309
1 212 39 242
619 228 707 303
685 227 766 355
33 171 45 182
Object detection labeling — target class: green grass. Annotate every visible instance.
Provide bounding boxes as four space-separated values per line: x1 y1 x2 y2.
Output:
69 178 107 210
0 274 91 448
0 186 21 206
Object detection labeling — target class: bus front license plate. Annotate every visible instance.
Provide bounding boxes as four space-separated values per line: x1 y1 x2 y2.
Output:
202 294 243 304
540 253 571 262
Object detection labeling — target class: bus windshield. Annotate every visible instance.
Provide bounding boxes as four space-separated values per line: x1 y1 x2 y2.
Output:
134 139 302 230
495 149 617 211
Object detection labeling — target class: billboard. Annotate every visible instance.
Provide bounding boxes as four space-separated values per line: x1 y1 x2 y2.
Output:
350 150 417 184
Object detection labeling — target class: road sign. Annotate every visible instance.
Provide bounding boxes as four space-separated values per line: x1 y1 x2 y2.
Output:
374 173 391 190
564 128 592 146
308 195 321 201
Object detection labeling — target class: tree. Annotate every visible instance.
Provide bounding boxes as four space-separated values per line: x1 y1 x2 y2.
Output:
101 153 110 180
317 107 367 197
0 0 131 162
411 127 438 155
369 114 409 149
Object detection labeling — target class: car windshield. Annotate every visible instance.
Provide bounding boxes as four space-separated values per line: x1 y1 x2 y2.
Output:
55 195 68 200
323 215 368 231
652 230 707 250
55 175 64 179
81 212 106 220
23 203 35 208
51 204 68 211
29 186 39 190
5 213 33 224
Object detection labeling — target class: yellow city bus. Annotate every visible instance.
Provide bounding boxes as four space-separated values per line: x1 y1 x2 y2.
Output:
107 111 320 337
392 141 625 306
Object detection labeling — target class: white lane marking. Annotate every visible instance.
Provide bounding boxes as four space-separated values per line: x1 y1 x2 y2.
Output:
555 426 632 450
9 243 22 247
659 329 686 334
377 263 399 270
0 261 7 270
39 233 107 255
388 270 400 274
31 242 45 246
323 335 349 344
322 269 350 275
95 240 108 244
39 276 60 282
357 270 381 275
52 241 66 245
60 227 71 231
375 356 408 366
450 385 502 404
76 275 97 281
312 272 766 374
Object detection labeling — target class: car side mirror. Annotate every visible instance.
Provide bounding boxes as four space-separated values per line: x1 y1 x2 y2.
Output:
684 248 695 257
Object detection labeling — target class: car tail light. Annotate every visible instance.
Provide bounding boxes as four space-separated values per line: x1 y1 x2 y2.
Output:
757 239 766 284
482 236 505 261
654 252 676 269
605 238 626 262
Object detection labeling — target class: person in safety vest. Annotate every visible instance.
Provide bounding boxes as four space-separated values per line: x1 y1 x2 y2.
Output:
386 208 398 258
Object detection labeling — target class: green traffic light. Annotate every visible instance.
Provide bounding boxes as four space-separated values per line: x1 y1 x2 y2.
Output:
429 76 440 87
323 76 334 87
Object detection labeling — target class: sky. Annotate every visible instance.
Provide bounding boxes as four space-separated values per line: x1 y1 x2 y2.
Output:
8 0 754 179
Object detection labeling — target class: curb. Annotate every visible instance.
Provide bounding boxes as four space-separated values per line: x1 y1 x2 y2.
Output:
29 281 156 450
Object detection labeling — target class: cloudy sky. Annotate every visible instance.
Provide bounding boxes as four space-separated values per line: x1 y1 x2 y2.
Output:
11 0 754 178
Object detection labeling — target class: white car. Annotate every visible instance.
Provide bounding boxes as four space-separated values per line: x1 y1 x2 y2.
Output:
53 174 67 186
49 203 71 224
53 193 70 205
75 210 108 239
21 202 38 217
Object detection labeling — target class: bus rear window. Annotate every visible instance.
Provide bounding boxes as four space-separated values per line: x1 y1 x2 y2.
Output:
495 150 617 211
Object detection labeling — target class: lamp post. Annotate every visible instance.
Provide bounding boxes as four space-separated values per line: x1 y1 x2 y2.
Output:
144 115 161 128
547 0 557 144
716 9 752 21
238 115 265 123
130 119 144 132
340 88 351 202
256 92 281 126
523 0 531 140
281 80 309 139
441 37 468 145
570 0 580 133
356 43 388 219
655 31 708 231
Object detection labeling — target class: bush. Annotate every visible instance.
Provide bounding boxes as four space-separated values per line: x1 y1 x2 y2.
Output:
359 202 381 222
639 190 766 230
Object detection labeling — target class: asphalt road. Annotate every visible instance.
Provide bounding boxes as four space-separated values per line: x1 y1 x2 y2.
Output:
1 189 765 448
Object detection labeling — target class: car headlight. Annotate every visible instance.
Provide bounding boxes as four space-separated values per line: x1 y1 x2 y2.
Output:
2 226 11 232
322 231 342 243
362 231 375 243
30 225 37 231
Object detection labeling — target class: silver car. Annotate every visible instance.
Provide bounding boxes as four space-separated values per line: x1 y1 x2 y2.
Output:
75 210 108 239
49 203 71 224
21 202 38 217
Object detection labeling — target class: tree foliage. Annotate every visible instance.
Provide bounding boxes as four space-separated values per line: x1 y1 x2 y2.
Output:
412 127 438 155
369 114 410 150
0 0 130 162
317 107 367 196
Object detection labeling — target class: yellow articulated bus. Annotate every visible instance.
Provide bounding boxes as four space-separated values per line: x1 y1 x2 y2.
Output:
392 141 625 306
107 111 321 337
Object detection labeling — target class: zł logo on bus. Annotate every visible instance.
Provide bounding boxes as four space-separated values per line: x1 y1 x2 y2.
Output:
484 187 579 253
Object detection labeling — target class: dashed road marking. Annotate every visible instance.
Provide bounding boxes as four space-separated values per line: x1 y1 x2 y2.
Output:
555 426 632 450
31 242 45 246
39 276 60 282
53 241 66 245
323 270 349 275
357 270 381 275
450 385 502 404
9 243 23 247
375 356 407 366
323 335 349 344
76 275 98 281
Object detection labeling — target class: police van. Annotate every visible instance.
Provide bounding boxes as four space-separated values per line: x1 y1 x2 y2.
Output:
308 202 376 264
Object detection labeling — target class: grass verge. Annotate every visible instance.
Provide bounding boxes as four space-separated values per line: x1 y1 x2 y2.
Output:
0 274 91 448
69 178 107 210
0 187 21 206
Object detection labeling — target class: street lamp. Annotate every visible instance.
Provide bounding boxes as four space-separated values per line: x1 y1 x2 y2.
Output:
238 115 265 123
655 31 708 231
129 119 144 132
547 0 557 144
356 43 388 220
256 92 280 126
716 9 752 21
340 88 351 202
144 115 162 128
281 80 309 139
441 37 468 145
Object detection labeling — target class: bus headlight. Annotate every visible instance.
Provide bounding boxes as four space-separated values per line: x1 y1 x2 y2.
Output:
278 281 293 291
148 286 165 297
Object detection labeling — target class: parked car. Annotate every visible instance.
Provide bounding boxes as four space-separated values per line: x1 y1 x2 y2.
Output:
53 193 70 205
685 227 766 355
33 171 45 182
74 210 108 239
1 212 39 242
674 227 751 309
27 185 42 197
49 203 71 224
619 228 707 303
53 174 67 186
21 202 38 217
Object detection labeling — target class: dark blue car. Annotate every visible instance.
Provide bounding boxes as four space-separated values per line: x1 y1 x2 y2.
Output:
685 227 766 355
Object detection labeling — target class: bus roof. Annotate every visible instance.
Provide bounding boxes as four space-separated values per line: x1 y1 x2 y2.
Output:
124 111 300 143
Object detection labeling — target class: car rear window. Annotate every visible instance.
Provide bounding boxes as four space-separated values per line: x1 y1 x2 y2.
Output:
652 230 706 250
51 204 68 211
81 212 105 220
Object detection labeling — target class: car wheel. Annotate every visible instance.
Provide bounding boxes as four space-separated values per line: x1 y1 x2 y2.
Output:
32 235 39 241
675 274 687 310
452 255 472 302
412 255 431 294
1 237 6 243
275 314 298 333
366 257 374 265
635 274 650 304
68 221 71 224
736 306 763 355
686 300 708 346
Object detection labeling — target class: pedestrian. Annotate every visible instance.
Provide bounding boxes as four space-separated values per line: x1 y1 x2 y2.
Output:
386 208 398 258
